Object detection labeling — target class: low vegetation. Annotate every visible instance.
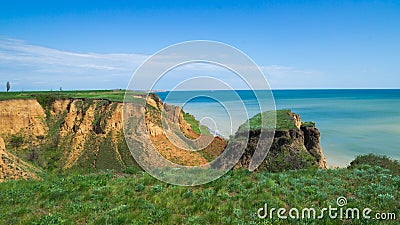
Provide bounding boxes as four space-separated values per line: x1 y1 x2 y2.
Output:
349 154 400 176
239 109 298 132
182 112 201 135
0 90 145 102
301 121 316 128
0 155 399 224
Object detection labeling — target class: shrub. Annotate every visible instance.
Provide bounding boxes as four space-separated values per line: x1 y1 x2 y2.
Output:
10 135 23 148
348 154 400 175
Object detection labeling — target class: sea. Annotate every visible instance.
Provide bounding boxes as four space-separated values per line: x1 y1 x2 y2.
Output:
157 89 400 167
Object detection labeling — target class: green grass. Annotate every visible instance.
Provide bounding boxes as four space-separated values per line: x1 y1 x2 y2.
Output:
301 121 316 128
349 154 400 176
0 162 399 224
0 90 146 102
238 109 298 133
182 112 202 135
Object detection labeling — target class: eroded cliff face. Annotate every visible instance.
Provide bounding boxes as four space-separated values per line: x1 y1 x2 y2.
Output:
0 100 47 140
234 111 327 171
0 136 39 182
143 95 226 166
0 98 132 174
0 94 226 181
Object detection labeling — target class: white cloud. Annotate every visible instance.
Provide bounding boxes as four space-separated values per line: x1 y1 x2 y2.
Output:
0 37 147 71
0 37 149 90
0 37 321 90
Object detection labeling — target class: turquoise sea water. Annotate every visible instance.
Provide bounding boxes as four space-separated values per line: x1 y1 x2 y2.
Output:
157 89 400 167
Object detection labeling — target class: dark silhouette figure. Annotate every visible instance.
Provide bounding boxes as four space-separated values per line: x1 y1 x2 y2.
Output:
6 81 10 92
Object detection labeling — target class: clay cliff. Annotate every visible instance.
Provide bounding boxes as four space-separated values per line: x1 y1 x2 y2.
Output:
0 93 225 182
0 136 39 182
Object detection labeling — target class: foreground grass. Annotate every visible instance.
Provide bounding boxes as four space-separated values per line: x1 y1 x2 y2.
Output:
0 165 398 224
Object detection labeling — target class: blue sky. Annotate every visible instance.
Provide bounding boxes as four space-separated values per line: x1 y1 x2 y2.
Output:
0 0 399 90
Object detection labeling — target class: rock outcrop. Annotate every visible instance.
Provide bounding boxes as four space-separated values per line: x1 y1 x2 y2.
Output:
301 123 326 168
234 110 327 171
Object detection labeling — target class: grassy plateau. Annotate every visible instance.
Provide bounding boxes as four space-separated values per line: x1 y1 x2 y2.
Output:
0 90 146 103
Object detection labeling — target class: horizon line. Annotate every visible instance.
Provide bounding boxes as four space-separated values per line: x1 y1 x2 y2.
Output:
3 87 400 93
